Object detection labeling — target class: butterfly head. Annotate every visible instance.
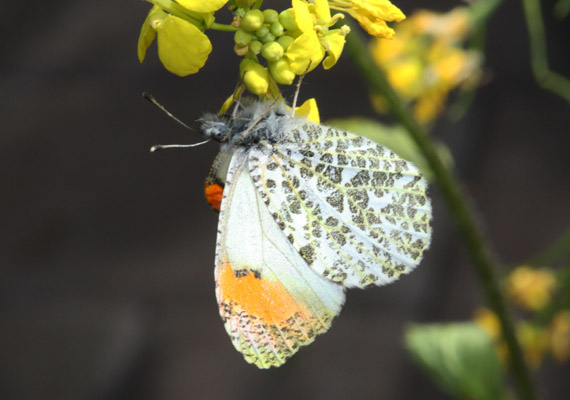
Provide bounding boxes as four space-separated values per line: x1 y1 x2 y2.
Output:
199 101 299 147
200 116 231 142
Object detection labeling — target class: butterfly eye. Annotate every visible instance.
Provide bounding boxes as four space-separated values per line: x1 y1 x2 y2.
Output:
201 120 229 142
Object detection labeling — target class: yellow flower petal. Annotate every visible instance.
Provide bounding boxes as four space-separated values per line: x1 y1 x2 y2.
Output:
286 32 324 74
505 266 556 312
176 0 229 13
314 0 332 24
137 6 166 63
156 15 212 76
218 85 245 114
295 98 320 124
550 311 570 362
320 29 347 70
292 0 314 33
354 0 405 22
329 0 405 38
354 12 395 38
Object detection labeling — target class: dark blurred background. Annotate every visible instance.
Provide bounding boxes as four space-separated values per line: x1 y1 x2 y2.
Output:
2 0 569 399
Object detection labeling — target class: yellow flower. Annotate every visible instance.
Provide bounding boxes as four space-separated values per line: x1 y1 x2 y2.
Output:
293 98 321 123
285 0 349 74
549 311 570 362
370 7 481 123
504 266 556 312
176 0 228 13
474 308 549 369
137 0 229 76
329 0 405 38
138 6 168 63
155 15 213 76
474 307 509 363
517 321 549 369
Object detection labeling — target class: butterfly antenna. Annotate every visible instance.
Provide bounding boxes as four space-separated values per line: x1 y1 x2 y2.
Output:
143 91 194 131
150 139 211 153
239 94 283 140
291 61 312 117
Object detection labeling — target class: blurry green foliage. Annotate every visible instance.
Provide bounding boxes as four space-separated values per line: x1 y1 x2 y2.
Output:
327 118 453 182
405 322 508 400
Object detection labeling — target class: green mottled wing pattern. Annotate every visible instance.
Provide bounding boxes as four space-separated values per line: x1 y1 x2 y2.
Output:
248 122 432 288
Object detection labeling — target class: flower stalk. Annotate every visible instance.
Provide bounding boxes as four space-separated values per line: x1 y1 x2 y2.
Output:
344 20 537 400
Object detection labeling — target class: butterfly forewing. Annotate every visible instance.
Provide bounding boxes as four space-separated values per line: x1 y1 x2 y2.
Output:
215 150 346 368
249 122 432 288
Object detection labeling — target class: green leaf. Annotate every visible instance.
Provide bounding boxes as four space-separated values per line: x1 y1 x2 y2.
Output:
405 322 508 400
327 118 453 182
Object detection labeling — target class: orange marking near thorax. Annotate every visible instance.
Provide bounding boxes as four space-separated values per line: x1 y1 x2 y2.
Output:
204 183 223 212
219 263 307 325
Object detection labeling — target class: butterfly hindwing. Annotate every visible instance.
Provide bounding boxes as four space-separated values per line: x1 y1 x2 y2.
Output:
249 122 432 288
215 150 346 368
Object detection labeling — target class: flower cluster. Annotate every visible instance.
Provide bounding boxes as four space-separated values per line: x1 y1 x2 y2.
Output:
474 266 569 369
369 7 481 123
138 0 405 105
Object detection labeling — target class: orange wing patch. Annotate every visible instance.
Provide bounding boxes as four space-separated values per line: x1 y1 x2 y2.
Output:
217 262 331 368
218 262 307 324
204 183 224 212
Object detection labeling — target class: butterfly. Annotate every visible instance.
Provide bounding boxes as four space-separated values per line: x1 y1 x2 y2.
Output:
199 100 432 368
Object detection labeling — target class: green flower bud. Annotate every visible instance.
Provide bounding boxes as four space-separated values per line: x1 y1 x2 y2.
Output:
277 35 295 51
240 59 269 95
269 58 296 85
234 29 252 46
262 9 279 24
279 9 298 31
261 41 284 62
234 44 249 56
270 21 284 37
249 40 263 55
260 33 276 43
241 9 264 32
255 25 270 39
236 0 256 8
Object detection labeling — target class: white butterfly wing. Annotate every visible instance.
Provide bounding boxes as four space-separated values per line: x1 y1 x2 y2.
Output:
249 122 432 288
215 150 345 368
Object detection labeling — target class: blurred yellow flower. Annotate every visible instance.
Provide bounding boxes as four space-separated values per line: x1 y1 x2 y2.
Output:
550 311 570 362
329 0 405 38
474 308 550 369
516 321 549 369
370 7 481 123
474 307 509 363
505 266 556 312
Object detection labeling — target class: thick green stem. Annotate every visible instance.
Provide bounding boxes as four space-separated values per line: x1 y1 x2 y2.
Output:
344 22 537 400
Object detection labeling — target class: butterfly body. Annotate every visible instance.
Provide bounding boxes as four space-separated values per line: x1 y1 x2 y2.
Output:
200 102 432 368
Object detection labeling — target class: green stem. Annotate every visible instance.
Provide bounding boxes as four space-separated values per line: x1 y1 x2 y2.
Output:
521 0 570 103
253 0 264 9
210 22 238 32
344 22 537 400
